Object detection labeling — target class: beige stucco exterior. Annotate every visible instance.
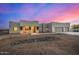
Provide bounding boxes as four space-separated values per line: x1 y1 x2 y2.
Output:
9 21 70 34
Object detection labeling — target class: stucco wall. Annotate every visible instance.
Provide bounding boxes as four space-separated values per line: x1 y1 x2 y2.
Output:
9 21 20 33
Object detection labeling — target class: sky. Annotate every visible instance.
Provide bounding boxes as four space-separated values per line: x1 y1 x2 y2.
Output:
0 3 79 29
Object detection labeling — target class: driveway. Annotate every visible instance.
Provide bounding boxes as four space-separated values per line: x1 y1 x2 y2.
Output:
59 32 79 36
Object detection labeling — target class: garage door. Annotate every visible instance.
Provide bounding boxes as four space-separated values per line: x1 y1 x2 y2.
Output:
55 27 63 32
65 27 69 32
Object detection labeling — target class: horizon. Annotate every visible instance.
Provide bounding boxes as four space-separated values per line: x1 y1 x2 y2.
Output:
0 3 79 29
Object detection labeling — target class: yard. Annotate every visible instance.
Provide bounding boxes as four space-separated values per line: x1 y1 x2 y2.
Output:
0 33 79 55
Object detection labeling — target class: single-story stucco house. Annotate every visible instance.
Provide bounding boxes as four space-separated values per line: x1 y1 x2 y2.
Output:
9 21 70 34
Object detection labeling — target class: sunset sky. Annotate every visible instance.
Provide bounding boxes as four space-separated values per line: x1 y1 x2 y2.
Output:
0 3 79 29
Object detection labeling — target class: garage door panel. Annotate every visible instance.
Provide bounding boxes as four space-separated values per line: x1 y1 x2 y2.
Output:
55 27 63 32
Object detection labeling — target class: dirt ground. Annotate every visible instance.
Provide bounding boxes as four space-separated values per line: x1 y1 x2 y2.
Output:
0 33 79 55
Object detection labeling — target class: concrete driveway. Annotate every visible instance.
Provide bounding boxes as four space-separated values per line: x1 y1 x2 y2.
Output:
59 32 79 36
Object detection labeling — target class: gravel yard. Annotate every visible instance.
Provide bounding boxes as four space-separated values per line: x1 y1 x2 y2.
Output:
0 33 79 55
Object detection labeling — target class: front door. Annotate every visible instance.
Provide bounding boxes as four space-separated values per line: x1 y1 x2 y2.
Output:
22 26 30 33
31 26 38 33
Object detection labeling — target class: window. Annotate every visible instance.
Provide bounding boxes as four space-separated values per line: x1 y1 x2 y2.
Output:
29 27 31 30
20 27 22 30
13 27 18 32
37 27 39 30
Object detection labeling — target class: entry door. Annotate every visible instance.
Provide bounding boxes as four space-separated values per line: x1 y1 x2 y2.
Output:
31 26 38 33
22 26 30 33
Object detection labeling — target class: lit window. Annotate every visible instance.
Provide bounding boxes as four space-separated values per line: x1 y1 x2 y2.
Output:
13 27 18 32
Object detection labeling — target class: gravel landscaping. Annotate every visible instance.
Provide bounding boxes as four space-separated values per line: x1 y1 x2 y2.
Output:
0 33 79 55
